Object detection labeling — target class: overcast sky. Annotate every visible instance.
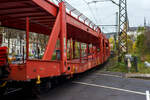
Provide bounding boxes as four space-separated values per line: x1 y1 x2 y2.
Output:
65 0 150 33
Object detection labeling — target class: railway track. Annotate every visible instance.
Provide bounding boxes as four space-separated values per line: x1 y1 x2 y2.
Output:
5 88 22 95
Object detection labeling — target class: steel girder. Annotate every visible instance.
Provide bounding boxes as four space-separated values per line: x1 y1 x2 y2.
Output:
118 0 128 61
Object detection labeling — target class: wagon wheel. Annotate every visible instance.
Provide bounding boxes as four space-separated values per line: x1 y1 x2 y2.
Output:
0 68 2 78
33 79 52 96
31 84 41 99
0 87 6 97
44 80 52 92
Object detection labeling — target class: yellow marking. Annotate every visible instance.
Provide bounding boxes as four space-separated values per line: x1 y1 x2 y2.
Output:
71 65 75 78
0 81 7 88
73 65 76 72
36 75 41 84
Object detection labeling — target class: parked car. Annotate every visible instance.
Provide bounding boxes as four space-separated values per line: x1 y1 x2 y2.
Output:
15 55 23 61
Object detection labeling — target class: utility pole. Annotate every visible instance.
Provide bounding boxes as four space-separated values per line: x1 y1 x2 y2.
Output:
118 0 128 62
144 17 146 27
116 12 118 39
114 12 118 51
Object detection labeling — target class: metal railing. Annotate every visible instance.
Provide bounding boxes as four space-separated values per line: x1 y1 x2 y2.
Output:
51 0 98 30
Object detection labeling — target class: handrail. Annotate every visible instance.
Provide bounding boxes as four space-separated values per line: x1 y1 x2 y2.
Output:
50 0 98 31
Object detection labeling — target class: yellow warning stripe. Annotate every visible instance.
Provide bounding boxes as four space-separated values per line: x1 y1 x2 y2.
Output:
0 81 7 88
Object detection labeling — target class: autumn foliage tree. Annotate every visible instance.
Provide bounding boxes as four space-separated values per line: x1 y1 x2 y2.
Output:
134 27 150 61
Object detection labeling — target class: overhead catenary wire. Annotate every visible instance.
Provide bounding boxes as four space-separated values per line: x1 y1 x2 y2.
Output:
55 0 98 29
55 0 117 31
94 2 102 24
83 0 119 30
102 27 116 33
82 0 99 24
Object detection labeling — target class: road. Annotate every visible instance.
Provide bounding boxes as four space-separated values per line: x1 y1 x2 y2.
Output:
2 71 150 100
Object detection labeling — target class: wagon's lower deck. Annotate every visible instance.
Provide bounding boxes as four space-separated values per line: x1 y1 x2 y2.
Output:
8 52 109 81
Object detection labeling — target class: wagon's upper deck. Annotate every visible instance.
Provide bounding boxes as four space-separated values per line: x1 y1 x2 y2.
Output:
0 0 103 45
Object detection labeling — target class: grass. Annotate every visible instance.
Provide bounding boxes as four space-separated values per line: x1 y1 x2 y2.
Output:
133 53 150 74
137 60 150 74
108 62 128 73
105 53 150 74
103 56 128 73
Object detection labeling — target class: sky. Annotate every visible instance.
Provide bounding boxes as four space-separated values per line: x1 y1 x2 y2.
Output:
64 0 150 33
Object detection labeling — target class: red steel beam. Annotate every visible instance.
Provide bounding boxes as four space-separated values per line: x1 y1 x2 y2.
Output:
36 19 55 23
80 43 82 63
87 44 89 61
69 39 72 60
0 8 43 15
103 40 106 62
92 45 94 59
59 2 67 73
108 40 110 56
32 0 57 17
1 19 51 35
30 16 54 19
73 41 75 59
99 34 103 63
42 12 60 60
26 17 29 60
31 18 55 21
0 0 31 4
0 6 40 11
13 14 51 19
66 14 99 38
0 11 46 16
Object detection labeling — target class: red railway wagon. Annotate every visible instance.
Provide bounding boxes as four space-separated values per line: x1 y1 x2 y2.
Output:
0 0 110 94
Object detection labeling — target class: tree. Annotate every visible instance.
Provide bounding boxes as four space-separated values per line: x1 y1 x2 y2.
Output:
136 33 146 55
132 41 136 53
109 37 115 51
144 30 150 51
137 27 145 33
127 38 133 53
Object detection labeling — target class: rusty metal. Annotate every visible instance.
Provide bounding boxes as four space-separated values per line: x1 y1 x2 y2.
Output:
118 0 128 61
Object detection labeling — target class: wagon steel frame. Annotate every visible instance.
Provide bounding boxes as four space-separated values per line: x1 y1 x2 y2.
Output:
0 0 110 81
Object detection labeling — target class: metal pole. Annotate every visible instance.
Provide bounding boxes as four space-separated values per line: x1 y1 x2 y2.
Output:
118 0 128 62
69 39 72 60
73 41 75 59
80 43 82 63
87 44 89 61
26 17 29 60
114 12 118 51
116 12 118 40
92 45 94 59
23 46 24 63
59 1 67 73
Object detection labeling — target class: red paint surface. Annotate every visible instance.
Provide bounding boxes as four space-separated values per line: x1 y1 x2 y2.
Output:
0 0 110 81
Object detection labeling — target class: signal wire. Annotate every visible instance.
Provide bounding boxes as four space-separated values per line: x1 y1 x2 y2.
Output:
82 0 99 24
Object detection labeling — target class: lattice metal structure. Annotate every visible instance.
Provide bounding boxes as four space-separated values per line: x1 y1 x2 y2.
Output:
118 0 128 61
